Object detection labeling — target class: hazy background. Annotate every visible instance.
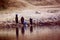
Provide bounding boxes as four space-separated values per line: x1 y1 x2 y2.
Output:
0 0 60 9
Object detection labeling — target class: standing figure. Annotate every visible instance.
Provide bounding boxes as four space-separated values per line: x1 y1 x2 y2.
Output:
29 18 33 25
15 14 18 23
21 17 24 24
23 21 27 30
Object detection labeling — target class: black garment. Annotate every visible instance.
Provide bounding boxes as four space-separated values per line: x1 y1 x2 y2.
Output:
30 18 33 25
15 14 18 23
21 17 24 24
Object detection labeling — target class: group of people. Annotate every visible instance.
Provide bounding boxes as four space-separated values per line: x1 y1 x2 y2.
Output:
15 14 33 40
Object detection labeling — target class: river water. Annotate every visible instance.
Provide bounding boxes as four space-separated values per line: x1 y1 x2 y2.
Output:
0 25 60 40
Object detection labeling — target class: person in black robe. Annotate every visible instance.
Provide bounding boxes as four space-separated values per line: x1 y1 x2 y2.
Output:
29 18 33 25
15 14 18 23
21 17 24 24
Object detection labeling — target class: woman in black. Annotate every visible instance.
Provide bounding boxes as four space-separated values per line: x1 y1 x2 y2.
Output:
30 18 33 25
21 17 24 24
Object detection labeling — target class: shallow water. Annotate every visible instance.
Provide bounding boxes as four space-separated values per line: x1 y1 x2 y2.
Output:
0 25 60 40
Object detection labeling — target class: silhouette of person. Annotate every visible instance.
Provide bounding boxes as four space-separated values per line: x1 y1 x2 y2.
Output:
15 14 18 23
21 17 24 24
23 21 27 30
29 18 33 25
30 26 33 33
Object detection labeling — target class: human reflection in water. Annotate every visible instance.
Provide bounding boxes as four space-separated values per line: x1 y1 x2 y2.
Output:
16 27 19 40
21 26 25 35
30 25 33 33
